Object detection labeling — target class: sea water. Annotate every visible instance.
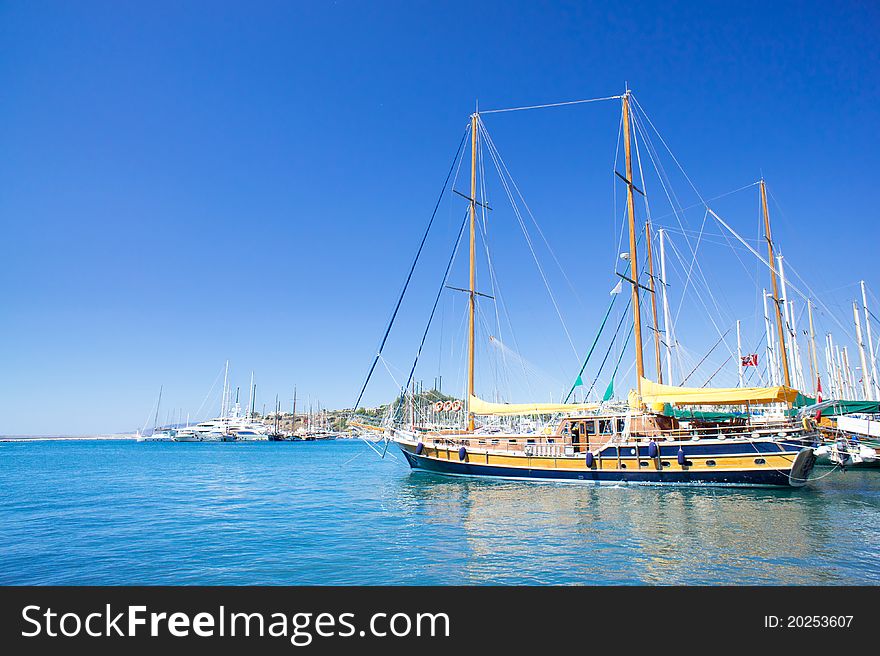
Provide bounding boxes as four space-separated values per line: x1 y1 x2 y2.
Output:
1 439 878 585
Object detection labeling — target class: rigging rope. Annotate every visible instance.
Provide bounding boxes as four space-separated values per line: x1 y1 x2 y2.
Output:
680 326 733 386
479 120 581 362
401 209 470 409
563 292 620 402
480 95 622 115
585 297 633 399
351 124 470 415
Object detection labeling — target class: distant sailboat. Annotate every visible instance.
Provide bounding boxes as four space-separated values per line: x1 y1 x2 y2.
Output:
138 385 175 442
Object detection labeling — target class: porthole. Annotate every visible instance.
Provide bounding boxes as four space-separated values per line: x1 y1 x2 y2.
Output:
639 461 649 467
661 461 670 468
620 463 627 469
754 458 766 465
706 460 716 467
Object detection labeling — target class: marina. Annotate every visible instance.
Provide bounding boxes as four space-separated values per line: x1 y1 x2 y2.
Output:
2 2 879 603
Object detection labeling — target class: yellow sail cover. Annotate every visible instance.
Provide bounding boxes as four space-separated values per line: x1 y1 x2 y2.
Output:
634 377 799 407
468 395 598 416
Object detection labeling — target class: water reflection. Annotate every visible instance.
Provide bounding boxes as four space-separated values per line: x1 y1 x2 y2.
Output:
391 469 880 584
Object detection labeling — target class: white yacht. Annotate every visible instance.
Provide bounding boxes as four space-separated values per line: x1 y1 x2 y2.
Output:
189 405 269 441
172 427 203 442
138 428 175 442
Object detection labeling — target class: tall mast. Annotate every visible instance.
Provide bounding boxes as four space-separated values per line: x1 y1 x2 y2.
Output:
829 335 842 398
854 301 871 400
292 386 297 433
861 281 879 400
467 110 478 431
761 180 790 387
762 290 778 385
807 300 819 396
794 314 806 389
658 229 674 383
824 335 835 398
410 379 415 431
221 359 229 418
842 347 854 398
789 301 805 390
736 320 744 387
153 385 163 433
836 345 847 397
247 372 254 419
622 91 645 394
645 220 663 383
777 255 797 389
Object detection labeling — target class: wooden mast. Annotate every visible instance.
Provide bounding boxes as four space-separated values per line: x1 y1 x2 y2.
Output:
467 110 478 431
658 229 674 382
807 300 819 396
760 180 791 387
622 91 645 395
644 220 662 384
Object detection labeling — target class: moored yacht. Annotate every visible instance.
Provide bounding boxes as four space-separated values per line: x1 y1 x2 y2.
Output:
361 91 819 488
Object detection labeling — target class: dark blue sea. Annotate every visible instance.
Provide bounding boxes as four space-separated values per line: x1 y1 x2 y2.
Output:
1 439 878 585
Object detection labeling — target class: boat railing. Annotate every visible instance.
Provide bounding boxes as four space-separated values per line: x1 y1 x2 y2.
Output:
418 421 805 454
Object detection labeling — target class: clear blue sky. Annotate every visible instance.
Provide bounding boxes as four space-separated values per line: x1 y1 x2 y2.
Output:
2 1 878 434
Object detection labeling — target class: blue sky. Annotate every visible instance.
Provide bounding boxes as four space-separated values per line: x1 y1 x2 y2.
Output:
1 1 878 434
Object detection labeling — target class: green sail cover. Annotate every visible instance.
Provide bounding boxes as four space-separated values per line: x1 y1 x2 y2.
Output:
820 400 880 417
602 379 614 402
792 393 817 408
661 403 744 421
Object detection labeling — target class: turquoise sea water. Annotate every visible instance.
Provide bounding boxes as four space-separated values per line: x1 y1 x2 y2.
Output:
1 439 878 585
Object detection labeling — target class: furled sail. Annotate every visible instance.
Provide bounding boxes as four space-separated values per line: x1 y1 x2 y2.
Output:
632 377 800 407
468 395 598 416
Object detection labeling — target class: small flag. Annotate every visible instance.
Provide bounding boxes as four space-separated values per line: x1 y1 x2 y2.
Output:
816 375 824 421
602 379 614 401
610 281 623 295
740 354 758 367
574 375 583 387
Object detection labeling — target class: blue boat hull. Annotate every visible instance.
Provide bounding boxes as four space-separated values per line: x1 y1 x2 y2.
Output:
399 446 806 488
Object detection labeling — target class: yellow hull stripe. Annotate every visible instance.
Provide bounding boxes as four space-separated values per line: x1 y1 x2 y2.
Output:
404 444 794 473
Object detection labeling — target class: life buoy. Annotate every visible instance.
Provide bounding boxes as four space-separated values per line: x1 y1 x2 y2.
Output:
433 401 444 412
802 417 814 432
443 400 454 412
451 400 462 412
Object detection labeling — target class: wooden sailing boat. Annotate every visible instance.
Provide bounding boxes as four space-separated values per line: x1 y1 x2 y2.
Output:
384 91 819 487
